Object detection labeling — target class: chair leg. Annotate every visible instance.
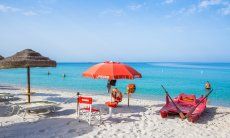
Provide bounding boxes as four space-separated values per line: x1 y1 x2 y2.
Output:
89 112 92 125
22 110 27 120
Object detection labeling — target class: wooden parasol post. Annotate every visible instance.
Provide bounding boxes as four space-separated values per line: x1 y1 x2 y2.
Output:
27 66 31 103
76 92 80 117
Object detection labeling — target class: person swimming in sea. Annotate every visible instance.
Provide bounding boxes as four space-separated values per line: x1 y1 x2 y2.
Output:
205 81 211 90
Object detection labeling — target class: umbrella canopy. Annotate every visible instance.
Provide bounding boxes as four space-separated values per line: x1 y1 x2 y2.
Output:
0 49 56 103
0 55 3 60
83 61 142 80
83 61 142 106
0 49 56 69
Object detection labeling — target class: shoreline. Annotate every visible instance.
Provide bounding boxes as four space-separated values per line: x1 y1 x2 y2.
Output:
1 84 230 137
0 82 229 108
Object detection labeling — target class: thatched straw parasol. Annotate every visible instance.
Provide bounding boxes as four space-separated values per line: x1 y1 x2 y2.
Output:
0 49 56 103
0 55 3 60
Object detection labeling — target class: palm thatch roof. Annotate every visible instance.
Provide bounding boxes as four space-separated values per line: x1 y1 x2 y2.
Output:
0 49 56 69
0 55 3 60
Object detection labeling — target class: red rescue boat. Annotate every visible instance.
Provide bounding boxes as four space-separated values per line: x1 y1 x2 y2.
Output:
160 93 207 122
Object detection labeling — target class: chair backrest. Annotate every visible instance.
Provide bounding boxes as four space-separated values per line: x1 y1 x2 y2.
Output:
78 96 93 105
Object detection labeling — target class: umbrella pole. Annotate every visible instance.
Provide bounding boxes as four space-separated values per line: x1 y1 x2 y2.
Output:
128 93 130 107
27 66 31 103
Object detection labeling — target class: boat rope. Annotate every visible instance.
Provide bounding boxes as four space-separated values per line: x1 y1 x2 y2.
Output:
58 94 77 105
58 92 109 105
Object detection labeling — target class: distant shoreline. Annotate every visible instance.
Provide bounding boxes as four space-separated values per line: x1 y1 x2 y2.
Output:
1 82 229 108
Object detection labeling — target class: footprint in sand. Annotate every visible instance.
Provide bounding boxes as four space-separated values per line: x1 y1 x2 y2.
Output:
68 129 76 133
66 121 72 125
39 129 46 133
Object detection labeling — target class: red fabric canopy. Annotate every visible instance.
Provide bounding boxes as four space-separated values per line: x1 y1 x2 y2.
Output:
83 61 142 80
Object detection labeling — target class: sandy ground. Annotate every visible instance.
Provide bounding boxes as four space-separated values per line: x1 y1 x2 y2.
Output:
0 85 230 138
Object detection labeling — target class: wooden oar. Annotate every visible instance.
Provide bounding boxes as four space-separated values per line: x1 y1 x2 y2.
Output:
185 89 213 120
161 85 185 119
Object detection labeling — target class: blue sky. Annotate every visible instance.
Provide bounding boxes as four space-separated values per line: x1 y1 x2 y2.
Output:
0 0 229 62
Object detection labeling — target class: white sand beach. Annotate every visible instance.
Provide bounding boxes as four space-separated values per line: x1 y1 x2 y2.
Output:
0 85 230 138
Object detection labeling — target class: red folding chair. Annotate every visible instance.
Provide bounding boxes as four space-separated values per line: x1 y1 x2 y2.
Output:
76 96 101 125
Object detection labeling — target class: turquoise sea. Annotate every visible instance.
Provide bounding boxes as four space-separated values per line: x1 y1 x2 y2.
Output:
0 62 229 107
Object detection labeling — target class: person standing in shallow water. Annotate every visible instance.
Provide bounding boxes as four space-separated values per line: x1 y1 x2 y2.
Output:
63 74 66 78
205 81 211 90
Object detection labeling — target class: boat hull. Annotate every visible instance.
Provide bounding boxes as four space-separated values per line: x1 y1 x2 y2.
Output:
160 93 207 122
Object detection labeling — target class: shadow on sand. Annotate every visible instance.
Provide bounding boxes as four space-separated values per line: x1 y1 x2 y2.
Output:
94 104 147 115
0 118 93 138
48 109 76 117
0 97 21 103
33 93 60 97
196 107 230 124
0 85 20 91
0 105 16 117
46 97 76 103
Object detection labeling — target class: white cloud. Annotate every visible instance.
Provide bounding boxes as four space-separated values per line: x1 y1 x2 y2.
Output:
199 0 222 8
198 0 230 16
165 0 174 4
128 3 145 10
0 4 49 16
0 4 20 12
166 0 230 17
23 11 38 16
219 3 230 15
100 9 125 17
180 5 197 14
165 5 197 18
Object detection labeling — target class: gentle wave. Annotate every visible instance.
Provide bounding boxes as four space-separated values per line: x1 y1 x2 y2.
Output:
0 62 230 107
149 63 230 70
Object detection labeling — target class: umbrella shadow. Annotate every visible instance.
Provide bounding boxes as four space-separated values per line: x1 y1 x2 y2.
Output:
0 118 93 138
0 85 11 87
0 85 20 90
46 97 76 104
48 109 76 117
0 97 21 103
33 93 60 97
94 104 147 114
114 105 147 114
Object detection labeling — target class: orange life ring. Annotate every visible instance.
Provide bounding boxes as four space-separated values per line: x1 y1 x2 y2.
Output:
111 88 123 103
127 84 136 94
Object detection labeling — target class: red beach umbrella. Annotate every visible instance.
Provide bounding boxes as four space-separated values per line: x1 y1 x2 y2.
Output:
83 61 142 107
83 61 142 80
